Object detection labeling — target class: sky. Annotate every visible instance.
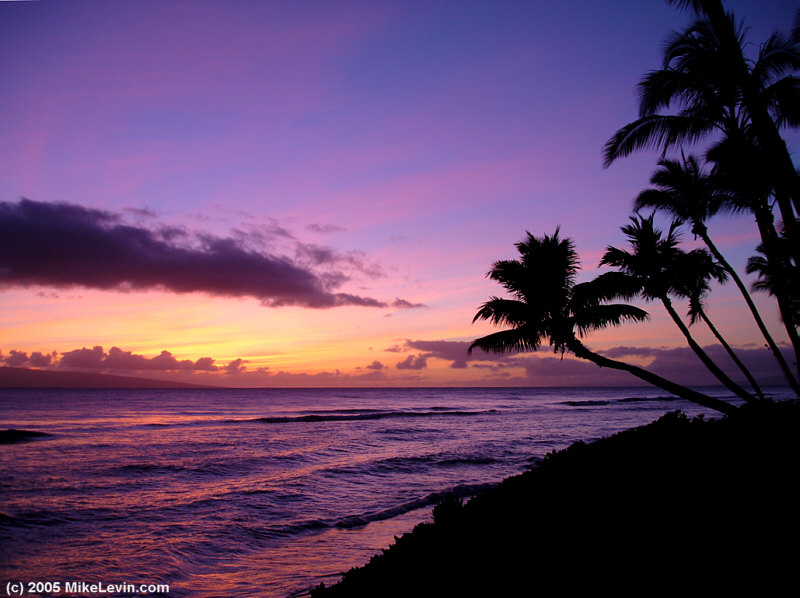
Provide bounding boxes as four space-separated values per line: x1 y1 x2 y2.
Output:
0 0 797 387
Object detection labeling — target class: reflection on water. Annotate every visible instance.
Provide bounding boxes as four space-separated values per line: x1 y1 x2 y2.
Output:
1 386 772 597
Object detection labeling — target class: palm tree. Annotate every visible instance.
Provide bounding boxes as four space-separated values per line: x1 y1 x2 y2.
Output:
469 229 737 415
604 2 800 388
598 1 798 394
676 249 767 400
603 4 800 336
708 128 800 270
634 154 800 393
708 132 800 377
661 0 800 217
600 214 756 403
604 4 800 221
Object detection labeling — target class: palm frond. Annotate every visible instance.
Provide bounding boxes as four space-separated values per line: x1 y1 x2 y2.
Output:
746 251 776 296
664 0 704 14
753 33 800 86
637 68 708 117
688 248 728 283
573 304 649 337
634 188 684 218
599 245 634 269
468 327 543 356
603 115 713 166
486 260 528 296
573 272 642 306
635 154 723 224
663 19 725 74
472 297 532 327
763 76 800 128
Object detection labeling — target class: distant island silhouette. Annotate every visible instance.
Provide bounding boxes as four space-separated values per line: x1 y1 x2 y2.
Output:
0 367 217 389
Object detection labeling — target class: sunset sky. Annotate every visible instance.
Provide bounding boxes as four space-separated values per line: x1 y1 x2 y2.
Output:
1 0 797 387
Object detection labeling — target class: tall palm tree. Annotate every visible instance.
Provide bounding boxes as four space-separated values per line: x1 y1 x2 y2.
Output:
708 131 800 376
604 4 800 221
708 128 800 269
676 249 767 400
661 0 800 217
469 229 737 415
603 5 800 338
634 154 800 392
600 214 756 403
603 1 798 391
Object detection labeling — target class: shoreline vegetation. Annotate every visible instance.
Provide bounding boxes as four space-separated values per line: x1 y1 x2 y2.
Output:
311 398 800 596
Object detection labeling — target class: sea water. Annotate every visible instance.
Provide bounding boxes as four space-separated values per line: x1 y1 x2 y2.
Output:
1 386 789 597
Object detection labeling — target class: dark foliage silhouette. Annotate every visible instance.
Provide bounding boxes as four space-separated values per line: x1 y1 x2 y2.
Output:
601 214 756 403
468 229 736 414
605 0 800 383
634 155 799 392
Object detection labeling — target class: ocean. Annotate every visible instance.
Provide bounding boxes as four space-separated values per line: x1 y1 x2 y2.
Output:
1 386 788 597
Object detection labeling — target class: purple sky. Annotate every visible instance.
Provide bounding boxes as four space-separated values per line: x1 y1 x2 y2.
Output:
1 0 797 387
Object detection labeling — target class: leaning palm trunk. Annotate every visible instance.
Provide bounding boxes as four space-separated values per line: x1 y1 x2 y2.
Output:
696 308 767 401
567 338 737 415
661 295 756 403
696 224 800 394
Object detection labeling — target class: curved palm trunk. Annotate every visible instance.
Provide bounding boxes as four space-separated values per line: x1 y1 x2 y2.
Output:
660 295 756 403
567 338 737 415
696 225 800 394
697 308 767 401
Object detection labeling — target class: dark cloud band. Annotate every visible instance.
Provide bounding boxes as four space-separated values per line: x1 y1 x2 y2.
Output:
0 199 422 309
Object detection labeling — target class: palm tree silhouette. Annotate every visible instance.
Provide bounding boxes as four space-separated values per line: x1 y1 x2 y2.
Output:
469 229 737 415
675 249 767 400
660 0 800 217
634 155 799 393
601 214 756 403
603 2 800 344
604 2 800 221
709 131 800 378
709 128 800 274
748 242 800 334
